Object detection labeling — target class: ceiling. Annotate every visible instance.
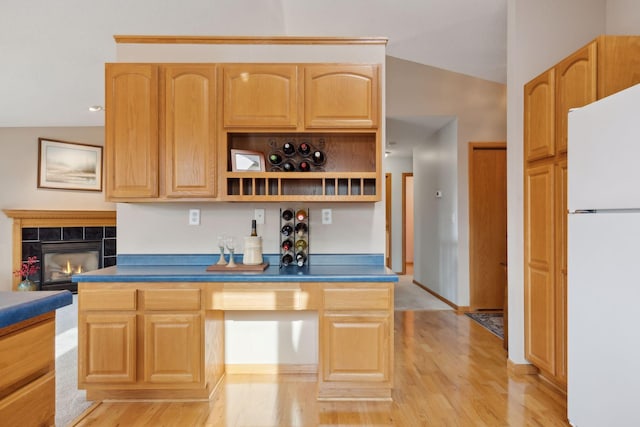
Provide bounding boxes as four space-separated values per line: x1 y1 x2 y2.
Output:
0 0 506 131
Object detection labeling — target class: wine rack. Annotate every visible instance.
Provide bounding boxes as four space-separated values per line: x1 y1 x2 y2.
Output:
225 132 380 202
279 207 309 268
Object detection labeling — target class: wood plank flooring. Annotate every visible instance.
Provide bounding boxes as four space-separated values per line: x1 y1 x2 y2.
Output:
73 310 568 426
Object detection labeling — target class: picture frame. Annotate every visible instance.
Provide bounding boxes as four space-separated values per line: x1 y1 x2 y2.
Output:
230 149 265 172
38 138 103 191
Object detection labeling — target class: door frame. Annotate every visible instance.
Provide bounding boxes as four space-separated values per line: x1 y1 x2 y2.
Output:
401 172 413 275
385 173 392 269
468 142 507 310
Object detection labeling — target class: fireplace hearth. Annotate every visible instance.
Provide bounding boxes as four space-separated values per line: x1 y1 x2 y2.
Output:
40 240 102 292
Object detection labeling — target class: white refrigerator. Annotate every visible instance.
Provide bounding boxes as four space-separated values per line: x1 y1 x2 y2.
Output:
567 82 640 426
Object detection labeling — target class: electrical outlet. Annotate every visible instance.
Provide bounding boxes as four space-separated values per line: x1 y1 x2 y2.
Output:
254 208 265 224
322 208 332 224
189 209 200 225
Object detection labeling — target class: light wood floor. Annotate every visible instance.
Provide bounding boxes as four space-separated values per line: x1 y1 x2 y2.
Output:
73 310 568 426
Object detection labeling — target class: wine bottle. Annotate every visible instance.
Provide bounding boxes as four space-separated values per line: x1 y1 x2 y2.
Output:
298 161 310 172
311 150 325 165
268 152 283 165
282 209 294 221
281 253 294 266
295 252 307 267
281 239 293 251
296 209 307 222
295 222 308 236
281 224 293 236
282 161 296 172
251 219 257 237
282 141 296 156
298 142 311 156
294 238 307 251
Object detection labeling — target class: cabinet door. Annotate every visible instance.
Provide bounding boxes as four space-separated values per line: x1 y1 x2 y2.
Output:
524 163 555 373
555 43 596 154
78 313 137 384
321 313 391 383
143 313 202 384
162 65 217 198
105 64 159 199
223 64 298 128
554 159 568 385
304 65 379 129
524 69 555 161
597 35 640 98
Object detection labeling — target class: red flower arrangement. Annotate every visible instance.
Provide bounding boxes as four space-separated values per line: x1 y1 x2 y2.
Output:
14 256 40 281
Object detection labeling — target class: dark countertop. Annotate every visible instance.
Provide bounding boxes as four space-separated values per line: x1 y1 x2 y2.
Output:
0 290 73 329
74 253 398 283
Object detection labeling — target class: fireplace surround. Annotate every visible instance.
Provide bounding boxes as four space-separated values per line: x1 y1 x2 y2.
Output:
3 210 116 291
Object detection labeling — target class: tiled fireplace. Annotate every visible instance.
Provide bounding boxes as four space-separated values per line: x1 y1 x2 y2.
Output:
3 210 117 292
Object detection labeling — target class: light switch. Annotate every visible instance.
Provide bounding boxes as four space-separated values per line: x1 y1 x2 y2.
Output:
254 208 265 224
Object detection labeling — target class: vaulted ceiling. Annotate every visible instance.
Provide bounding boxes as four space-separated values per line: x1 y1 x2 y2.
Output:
0 0 506 128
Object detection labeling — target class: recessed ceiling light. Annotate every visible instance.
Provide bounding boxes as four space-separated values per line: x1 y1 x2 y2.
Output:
88 105 104 112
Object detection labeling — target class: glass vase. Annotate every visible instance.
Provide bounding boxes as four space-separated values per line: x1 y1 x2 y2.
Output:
17 278 37 291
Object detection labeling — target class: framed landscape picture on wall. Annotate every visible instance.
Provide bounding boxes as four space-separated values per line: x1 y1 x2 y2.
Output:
38 138 103 191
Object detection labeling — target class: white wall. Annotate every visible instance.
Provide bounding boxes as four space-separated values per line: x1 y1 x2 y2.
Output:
413 121 458 302
383 156 413 273
0 127 115 291
506 0 606 363
606 0 640 32
386 57 506 306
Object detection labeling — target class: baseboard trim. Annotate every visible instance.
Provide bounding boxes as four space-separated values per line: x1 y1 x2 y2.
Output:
412 279 469 313
507 359 539 375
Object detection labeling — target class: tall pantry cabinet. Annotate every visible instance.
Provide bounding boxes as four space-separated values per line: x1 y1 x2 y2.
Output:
524 35 640 390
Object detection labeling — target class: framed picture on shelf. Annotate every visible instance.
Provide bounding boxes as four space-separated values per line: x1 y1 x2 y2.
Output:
231 149 265 172
38 138 103 191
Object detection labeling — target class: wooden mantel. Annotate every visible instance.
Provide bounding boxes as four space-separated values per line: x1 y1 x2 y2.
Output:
3 210 116 290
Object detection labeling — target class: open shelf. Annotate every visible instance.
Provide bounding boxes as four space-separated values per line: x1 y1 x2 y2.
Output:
224 133 380 201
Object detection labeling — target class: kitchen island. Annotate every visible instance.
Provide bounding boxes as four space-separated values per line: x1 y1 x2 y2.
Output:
74 254 397 402
0 290 72 426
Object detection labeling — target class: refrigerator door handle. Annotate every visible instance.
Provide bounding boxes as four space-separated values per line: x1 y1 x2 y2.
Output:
569 209 597 214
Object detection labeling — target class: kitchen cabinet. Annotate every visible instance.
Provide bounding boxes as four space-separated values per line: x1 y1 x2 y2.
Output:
78 286 207 398
555 42 596 154
524 163 556 374
105 63 159 199
523 35 640 390
105 63 217 201
0 315 56 427
304 65 379 129
223 64 298 128
77 280 394 401
524 69 555 162
319 284 393 400
162 65 217 198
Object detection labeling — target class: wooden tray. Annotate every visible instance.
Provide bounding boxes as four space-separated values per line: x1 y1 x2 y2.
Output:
206 262 269 272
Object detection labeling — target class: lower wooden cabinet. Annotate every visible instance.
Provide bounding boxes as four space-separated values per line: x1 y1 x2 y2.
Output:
79 313 137 384
0 315 56 427
78 281 394 401
318 283 393 400
143 313 202 384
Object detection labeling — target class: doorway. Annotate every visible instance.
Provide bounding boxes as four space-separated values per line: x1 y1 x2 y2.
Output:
402 173 414 275
385 173 392 268
468 142 507 311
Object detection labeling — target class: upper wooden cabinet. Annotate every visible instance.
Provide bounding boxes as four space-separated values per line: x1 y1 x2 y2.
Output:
304 65 379 129
597 36 640 98
223 65 298 128
524 69 555 162
105 63 217 201
162 65 217 198
105 64 159 199
555 42 597 154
